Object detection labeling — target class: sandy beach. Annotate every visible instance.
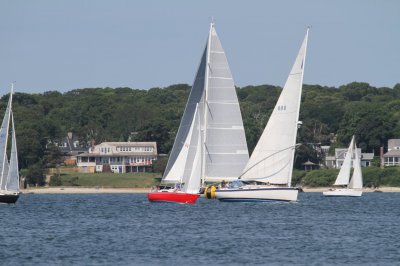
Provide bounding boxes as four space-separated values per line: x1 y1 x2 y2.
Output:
21 187 151 194
302 187 400 193
21 186 400 194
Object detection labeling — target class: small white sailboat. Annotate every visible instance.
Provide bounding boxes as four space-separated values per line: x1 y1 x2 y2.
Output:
0 84 20 204
148 22 249 203
215 28 310 202
323 136 363 197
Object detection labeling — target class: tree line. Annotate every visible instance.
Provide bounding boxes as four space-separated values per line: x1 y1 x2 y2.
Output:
2 82 400 185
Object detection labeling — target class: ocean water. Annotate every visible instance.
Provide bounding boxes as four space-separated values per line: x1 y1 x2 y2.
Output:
1 193 400 265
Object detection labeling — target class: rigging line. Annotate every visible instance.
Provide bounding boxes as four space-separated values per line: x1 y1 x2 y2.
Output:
206 101 213 120
238 143 302 180
204 143 212 163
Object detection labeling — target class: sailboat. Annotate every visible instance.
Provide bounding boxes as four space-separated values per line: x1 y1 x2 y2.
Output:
214 28 309 202
323 136 363 197
147 23 249 204
0 84 20 204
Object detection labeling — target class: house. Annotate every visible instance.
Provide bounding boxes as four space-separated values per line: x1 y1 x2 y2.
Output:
77 142 157 173
325 148 374 169
49 132 87 165
383 139 400 166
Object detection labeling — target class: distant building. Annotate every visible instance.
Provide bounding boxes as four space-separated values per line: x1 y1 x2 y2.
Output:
77 142 158 173
325 148 374 168
383 139 400 166
49 132 87 165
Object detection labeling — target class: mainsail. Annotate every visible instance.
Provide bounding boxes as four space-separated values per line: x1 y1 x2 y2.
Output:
6 112 20 192
203 24 249 182
163 23 249 184
240 28 309 186
0 87 13 191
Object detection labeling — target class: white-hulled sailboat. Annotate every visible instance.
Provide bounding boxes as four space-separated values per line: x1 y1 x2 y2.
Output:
0 84 20 204
148 23 249 204
215 28 309 202
323 136 363 197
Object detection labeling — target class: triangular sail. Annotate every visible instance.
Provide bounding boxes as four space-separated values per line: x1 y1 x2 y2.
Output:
334 136 354 186
162 44 207 183
182 107 202 193
0 87 13 191
6 112 19 192
203 24 249 182
240 29 309 185
163 23 249 184
349 142 363 189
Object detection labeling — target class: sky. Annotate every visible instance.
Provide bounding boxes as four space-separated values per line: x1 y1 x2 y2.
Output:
0 0 399 95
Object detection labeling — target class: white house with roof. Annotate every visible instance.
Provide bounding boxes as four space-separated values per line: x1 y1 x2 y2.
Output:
77 142 157 173
383 139 400 166
325 148 374 168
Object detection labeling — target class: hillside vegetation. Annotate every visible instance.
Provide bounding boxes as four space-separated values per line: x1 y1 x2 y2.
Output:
2 82 400 185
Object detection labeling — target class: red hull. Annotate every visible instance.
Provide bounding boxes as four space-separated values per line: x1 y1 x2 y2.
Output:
147 191 200 204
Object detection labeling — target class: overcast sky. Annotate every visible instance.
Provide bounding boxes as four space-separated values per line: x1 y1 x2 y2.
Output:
0 0 399 94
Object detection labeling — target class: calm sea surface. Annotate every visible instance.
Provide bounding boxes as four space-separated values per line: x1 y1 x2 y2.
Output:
1 192 399 265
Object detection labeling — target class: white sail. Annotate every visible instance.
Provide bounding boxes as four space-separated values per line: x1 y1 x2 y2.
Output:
162 44 207 183
162 114 195 183
240 28 309 185
334 136 354 186
0 86 13 191
349 142 363 189
182 106 202 193
163 23 249 184
203 23 249 182
6 112 20 192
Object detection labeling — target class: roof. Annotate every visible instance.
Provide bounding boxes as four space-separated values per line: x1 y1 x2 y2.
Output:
388 139 400 149
384 150 400 157
302 160 317 166
78 152 156 157
361 153 374 160
98 142 157 147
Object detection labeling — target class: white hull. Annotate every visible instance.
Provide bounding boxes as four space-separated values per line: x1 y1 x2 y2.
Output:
215 186 299 202
323 188 362 197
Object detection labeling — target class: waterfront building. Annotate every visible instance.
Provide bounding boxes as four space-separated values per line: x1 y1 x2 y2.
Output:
383 139 400 166
325 148 374 168
77 142 157 173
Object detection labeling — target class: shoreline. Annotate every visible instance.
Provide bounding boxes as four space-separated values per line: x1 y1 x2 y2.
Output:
302 187 400 193
21 187 150 194
21 186 400 194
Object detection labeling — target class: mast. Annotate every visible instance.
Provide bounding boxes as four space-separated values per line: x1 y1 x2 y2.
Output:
201 22 213 186
288 27 309 188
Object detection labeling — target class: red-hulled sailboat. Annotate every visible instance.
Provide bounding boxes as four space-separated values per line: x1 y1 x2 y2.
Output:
147 188 200 204
148 22 249 204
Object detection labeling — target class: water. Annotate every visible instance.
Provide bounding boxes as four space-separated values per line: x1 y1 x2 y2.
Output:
1 193 400 265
